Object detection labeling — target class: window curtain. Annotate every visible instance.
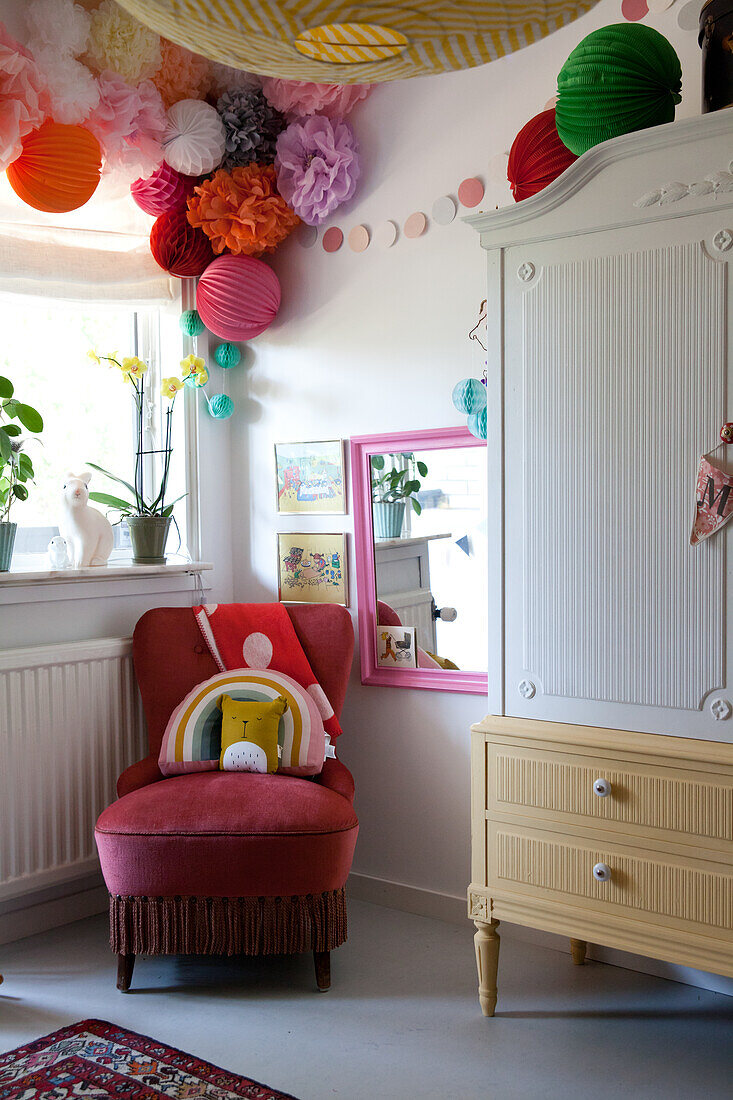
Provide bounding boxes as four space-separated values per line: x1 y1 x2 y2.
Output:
115 1 599 83
0 224 175 303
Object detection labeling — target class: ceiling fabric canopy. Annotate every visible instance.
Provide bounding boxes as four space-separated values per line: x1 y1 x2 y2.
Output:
114 1 600 83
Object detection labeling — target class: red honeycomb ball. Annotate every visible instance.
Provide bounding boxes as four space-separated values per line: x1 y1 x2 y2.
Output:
131 162 199 217
149 206 213 278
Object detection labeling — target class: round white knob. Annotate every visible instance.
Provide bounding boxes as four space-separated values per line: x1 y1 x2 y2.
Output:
593 778 611 798
593 862 612 883
438 606 457 622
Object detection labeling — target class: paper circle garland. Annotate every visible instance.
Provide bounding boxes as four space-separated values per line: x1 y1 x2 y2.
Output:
452 378 487 416
467 407 488 441
458 177 484 208
164 99 227 176
214 342 242 369
179 310 205 337
322 226 343 252
131 162 199 217
208 393 235 419
555 24 682 157
196 254 281 341
507 109 578 202
6 122 102 213
150 206 214 278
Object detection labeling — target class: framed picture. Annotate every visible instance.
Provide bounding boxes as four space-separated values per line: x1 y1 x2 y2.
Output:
377 625 418 669
275 439 346 515
277 532 348 606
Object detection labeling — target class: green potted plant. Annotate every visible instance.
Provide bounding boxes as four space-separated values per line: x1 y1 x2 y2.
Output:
371 452 428 540
0 375 43 571
86 351 193 565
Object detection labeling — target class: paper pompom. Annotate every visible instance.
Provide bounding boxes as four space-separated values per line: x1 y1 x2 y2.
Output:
196 254 281 341
275 115 359 226
452 378 487 415
86 0 160 84
214 342 242 369
0 22 48 172
508 109 577 202
7 120 102 212
468 407 487 440
556 24 682 156
30 46 99 125
25 0 90 56
87 72 165 179
217 88 285 168
261 78 371 120
208 393 235 419
179 309 205 337
164 99 226 176
131 161 198 216
187 165 299 256
153 38 210 109
150 205 213 277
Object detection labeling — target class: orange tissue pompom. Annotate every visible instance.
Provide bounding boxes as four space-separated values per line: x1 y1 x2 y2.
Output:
152 38 210 110
186 164 299 257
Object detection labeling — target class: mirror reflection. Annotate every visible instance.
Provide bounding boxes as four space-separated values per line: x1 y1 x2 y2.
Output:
370 447 488 673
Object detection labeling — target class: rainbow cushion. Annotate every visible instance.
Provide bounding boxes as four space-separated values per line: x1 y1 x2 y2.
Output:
158 670 325 777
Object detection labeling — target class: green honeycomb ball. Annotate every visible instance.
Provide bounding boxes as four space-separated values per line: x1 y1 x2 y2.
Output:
179 310 205 338
208 393 234 419
214 342 242 369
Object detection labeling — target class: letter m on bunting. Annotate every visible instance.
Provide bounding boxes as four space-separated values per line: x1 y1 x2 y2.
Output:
691 454 733 546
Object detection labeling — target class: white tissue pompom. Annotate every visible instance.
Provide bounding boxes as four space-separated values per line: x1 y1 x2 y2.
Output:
32 46 100 125
26 0 90 56
163 99 225 176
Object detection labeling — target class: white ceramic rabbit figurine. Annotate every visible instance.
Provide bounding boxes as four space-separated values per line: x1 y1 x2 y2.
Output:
47 535 70 569
59 472 114 568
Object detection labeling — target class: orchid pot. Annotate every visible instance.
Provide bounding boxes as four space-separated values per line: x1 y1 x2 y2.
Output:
126 515 172 565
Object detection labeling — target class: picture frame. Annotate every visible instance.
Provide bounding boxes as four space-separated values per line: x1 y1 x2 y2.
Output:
377 625 418 669
275 439 346 515
277 532 349 606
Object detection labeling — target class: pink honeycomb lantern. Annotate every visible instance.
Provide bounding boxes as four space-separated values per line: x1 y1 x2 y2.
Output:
196 254 281 341
130 162 199 217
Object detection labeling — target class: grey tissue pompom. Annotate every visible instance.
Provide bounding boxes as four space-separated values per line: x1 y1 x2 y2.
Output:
216 88 285 169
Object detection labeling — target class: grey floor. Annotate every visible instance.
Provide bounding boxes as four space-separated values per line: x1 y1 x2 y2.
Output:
1 899 733 1100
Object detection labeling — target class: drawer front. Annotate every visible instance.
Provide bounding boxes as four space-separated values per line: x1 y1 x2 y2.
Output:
489 822 733 931
489 746 733 846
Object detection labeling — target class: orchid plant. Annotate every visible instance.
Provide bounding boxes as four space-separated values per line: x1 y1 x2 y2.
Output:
85 351 203 519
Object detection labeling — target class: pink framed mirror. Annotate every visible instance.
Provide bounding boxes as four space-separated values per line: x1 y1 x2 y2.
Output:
351 427 488 694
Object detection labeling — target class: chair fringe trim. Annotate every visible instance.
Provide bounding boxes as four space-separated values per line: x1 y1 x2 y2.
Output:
109 889 347 956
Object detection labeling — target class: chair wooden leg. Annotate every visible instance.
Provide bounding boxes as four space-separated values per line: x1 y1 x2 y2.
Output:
570 938 587 966
117 953 135 992
314 950 331 992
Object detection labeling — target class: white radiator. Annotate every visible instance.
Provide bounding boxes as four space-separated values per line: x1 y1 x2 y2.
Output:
0 637 146 903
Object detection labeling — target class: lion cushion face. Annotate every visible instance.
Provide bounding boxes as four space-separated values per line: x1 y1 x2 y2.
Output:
218 694 288 773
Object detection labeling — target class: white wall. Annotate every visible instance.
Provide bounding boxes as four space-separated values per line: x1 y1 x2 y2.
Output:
230 0 703 904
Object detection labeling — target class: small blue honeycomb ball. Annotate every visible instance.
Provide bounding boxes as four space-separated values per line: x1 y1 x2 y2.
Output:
214 342 241 369
179 310 205 337
208 393 234 419
467 407 487 440
452 377 487 415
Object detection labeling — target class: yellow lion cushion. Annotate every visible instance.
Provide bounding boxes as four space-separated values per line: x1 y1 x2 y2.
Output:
218 694 288 773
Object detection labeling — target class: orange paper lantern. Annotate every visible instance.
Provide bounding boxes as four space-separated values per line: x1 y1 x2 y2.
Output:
7 121 103 213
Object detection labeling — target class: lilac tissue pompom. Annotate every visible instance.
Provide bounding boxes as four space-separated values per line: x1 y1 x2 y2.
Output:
275 115 359 227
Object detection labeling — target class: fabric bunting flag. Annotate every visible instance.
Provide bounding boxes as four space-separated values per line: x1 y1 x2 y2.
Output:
690 451 733 546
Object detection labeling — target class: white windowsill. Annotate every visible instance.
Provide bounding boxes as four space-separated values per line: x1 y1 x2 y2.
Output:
0 560 213 605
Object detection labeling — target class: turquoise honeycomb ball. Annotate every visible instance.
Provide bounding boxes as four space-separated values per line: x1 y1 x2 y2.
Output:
467 407 487 440
208 393 234 419
179 310 205 337
452 377 487 415
214 342 241 369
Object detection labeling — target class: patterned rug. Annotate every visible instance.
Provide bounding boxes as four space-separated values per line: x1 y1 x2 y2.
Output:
0 1018 299 1098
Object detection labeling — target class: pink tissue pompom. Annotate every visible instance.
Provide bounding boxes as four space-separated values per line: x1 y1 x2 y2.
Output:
275 114 360 226
262 78 371 120
87 72 165 178
152 38 210 109
0 22 48 171
131 161 198 217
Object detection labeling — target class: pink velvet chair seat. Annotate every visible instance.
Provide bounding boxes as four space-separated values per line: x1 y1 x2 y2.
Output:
96 770 358 897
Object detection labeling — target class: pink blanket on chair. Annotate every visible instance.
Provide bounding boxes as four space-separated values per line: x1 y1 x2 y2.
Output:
193 602 342 738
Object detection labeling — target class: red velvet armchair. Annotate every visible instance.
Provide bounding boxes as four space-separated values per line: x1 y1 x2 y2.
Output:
95 603 358 993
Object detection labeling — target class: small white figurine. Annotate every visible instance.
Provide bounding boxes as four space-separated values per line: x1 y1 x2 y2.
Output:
59 471 114 568
47 535 70 569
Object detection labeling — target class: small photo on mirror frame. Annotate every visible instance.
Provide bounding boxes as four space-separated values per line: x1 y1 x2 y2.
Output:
278 532 348 606
275 439 346 515
377 625 417 669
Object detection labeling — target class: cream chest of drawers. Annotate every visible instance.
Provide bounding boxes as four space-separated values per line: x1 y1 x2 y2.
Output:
469 717 733 1016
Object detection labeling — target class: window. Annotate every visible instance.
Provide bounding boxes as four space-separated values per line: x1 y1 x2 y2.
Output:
0 294 190 569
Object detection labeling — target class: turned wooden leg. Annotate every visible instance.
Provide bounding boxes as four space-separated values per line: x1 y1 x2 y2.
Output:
570 938 587 966
116 953 135 992
314 950 331 992
474 919 500 1017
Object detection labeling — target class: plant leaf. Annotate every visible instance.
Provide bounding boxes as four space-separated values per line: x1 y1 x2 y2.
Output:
3 399 18 419
417 461 428 477
16 403 43 433
0 376 13 399
411 498 422 515
11 483 28 500
0 431 10 464
89 491 135 512
1 424 21 437
371 455 385 471
86 462 138 499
